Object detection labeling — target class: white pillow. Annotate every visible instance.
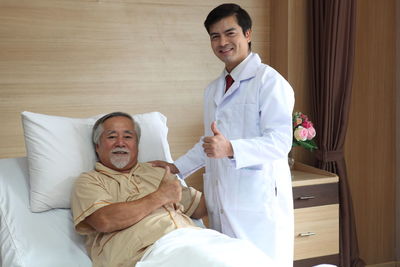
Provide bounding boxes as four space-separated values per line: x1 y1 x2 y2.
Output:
21 111 173 212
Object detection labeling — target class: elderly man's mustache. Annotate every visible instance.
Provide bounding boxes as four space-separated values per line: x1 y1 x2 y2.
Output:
111 148 130 154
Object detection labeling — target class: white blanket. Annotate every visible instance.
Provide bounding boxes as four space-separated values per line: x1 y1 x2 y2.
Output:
136 228 273 267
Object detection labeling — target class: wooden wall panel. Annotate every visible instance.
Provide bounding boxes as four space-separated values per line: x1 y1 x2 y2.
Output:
0 0 270 167
286 0 314 166
397 0 400 261
270 0 314 165
345 0 396 264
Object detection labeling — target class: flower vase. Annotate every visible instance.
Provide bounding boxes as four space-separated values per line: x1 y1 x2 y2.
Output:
288 150 295 170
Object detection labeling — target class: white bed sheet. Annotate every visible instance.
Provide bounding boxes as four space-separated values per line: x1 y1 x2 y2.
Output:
0 156 261 267
137 228 273 267
0 157 91 267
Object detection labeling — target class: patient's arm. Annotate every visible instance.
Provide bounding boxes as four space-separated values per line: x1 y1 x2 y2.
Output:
191 194 207 219
85 167 181 233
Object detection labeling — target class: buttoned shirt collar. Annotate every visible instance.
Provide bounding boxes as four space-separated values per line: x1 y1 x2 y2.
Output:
224 52 253 81
95 161 139 177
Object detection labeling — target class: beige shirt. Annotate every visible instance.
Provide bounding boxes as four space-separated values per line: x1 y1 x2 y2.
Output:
71 162 202 267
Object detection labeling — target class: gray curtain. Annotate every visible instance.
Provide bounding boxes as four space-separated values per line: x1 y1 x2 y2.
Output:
310 0 365 266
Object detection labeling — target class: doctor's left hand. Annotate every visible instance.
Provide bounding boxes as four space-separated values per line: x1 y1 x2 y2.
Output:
202 121 234 158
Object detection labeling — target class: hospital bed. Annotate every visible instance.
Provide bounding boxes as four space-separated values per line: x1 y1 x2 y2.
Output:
0 111 340 267
0 111 276 267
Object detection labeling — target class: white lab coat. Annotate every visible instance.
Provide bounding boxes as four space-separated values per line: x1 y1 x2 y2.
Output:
175 53 294 266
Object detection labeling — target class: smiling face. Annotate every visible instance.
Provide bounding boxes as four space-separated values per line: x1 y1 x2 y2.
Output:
209 15 251 73
95 116 138 172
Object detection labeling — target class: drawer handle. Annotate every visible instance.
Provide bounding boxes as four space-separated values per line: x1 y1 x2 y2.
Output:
298 195 315 200
298 232 316 237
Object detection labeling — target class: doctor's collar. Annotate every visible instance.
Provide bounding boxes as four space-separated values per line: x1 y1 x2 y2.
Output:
224 52 254 80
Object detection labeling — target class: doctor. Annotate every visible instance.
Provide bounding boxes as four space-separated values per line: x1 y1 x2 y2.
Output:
152 3 294 266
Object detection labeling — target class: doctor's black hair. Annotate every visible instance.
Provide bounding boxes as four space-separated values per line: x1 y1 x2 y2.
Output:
204 3 252 48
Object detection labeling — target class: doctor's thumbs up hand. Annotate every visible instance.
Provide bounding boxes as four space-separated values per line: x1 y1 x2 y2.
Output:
155 166 182 206
202 121 234 158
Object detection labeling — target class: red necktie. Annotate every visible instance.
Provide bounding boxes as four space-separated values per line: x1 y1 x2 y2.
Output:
225 74 234 93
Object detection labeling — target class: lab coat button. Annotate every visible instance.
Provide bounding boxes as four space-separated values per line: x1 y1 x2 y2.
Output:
220 209 224 214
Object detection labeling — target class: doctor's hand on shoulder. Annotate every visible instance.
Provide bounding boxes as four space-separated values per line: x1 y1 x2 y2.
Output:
202 121 234 159
149 161 180 174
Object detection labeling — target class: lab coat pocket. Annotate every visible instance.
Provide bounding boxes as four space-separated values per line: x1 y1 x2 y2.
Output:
237 168 274 211
202 173 217 212
203 172 221 231
202 173 212 198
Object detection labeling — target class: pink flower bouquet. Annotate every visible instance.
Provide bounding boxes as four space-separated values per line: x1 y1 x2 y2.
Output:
292 112 318 151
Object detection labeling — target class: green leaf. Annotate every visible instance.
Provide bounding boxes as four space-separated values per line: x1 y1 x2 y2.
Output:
292 139 318 151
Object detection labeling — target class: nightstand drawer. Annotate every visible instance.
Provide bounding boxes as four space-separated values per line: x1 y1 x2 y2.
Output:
293 182 338 209
294 204 339 260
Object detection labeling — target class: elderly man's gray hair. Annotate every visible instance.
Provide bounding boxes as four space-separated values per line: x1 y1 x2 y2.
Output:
92 112 141 146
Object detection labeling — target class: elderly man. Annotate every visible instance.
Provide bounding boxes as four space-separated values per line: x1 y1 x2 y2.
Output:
71 112 271 267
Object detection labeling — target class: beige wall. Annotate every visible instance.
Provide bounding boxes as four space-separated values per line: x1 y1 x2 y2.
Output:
0 0 270 190
271 0 314 165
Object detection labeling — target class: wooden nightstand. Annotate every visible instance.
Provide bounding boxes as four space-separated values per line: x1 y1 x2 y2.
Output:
292 162 340 267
